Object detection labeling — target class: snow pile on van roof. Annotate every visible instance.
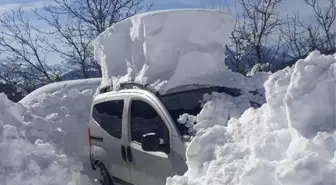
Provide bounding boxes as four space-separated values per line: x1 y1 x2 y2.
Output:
93 9 266 94
167 51 336 185
0 79 100 185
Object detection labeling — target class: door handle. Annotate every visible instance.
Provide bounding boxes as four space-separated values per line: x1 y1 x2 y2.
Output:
126 146 133 163
121 145 127 162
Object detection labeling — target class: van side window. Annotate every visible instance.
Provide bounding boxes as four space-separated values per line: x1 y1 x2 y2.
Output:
92 100 124 139
130 100 169 145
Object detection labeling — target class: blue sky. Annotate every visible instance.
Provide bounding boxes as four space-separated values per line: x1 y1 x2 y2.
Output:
151 0 202 10
0 0 329 16
0 0 330 38
0 0 202 14
0 0 331 65
0 0 206 28
1 0 331 23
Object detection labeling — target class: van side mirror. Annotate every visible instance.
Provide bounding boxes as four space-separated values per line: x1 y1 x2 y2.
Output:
141 133 160 152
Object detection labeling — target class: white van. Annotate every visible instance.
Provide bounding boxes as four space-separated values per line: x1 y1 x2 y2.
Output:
88 82 241 185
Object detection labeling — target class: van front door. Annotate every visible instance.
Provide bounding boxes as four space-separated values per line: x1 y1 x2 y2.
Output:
126 98 175 185
93 97 131 184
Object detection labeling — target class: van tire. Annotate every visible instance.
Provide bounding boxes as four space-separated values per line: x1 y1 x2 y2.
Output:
96 163 114 185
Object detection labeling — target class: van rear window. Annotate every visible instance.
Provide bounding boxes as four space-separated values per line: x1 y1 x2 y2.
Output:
92 100 124 139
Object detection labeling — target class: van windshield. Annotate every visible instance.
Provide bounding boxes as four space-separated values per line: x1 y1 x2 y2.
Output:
159 86 241 137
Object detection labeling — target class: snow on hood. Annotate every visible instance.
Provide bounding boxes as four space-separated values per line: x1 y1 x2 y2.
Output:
167 51 336 185
94 9 261 93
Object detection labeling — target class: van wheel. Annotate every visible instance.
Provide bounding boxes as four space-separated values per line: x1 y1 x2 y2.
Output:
96 163 114 185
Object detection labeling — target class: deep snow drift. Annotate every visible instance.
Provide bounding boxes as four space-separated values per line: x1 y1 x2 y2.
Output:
0 51 334 185
21 78 101 105
0 79 100 185
93 9 266 93
167 51 336 185
0 75 263 185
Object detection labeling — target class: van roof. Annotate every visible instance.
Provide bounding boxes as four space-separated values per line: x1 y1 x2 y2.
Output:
98 82 242 98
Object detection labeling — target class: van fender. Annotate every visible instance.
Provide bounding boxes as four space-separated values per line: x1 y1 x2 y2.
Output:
90 146 111 169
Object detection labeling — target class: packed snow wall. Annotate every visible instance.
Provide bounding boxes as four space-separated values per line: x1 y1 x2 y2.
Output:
167 51 336 185
0 79 101 185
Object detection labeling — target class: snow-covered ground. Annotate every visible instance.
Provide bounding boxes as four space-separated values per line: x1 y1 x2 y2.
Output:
0 7 335 185
0 79 100 185
0 51 334 185
167 51 336 185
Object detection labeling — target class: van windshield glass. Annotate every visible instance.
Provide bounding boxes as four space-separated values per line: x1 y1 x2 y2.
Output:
159 86 241 137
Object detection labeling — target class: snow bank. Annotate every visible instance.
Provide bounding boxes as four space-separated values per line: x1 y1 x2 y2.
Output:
0 79 101 185
94 9 265 93
167 51 336 185
20 78 101 105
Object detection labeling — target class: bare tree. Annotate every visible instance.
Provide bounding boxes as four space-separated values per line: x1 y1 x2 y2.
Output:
241 0 282 64
35 0 151 79
224 0 283 74
303 0 335 54
280 14 319 60
0 9 61 93
225 27 250 73
279 0 335 70
203 0 232 12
